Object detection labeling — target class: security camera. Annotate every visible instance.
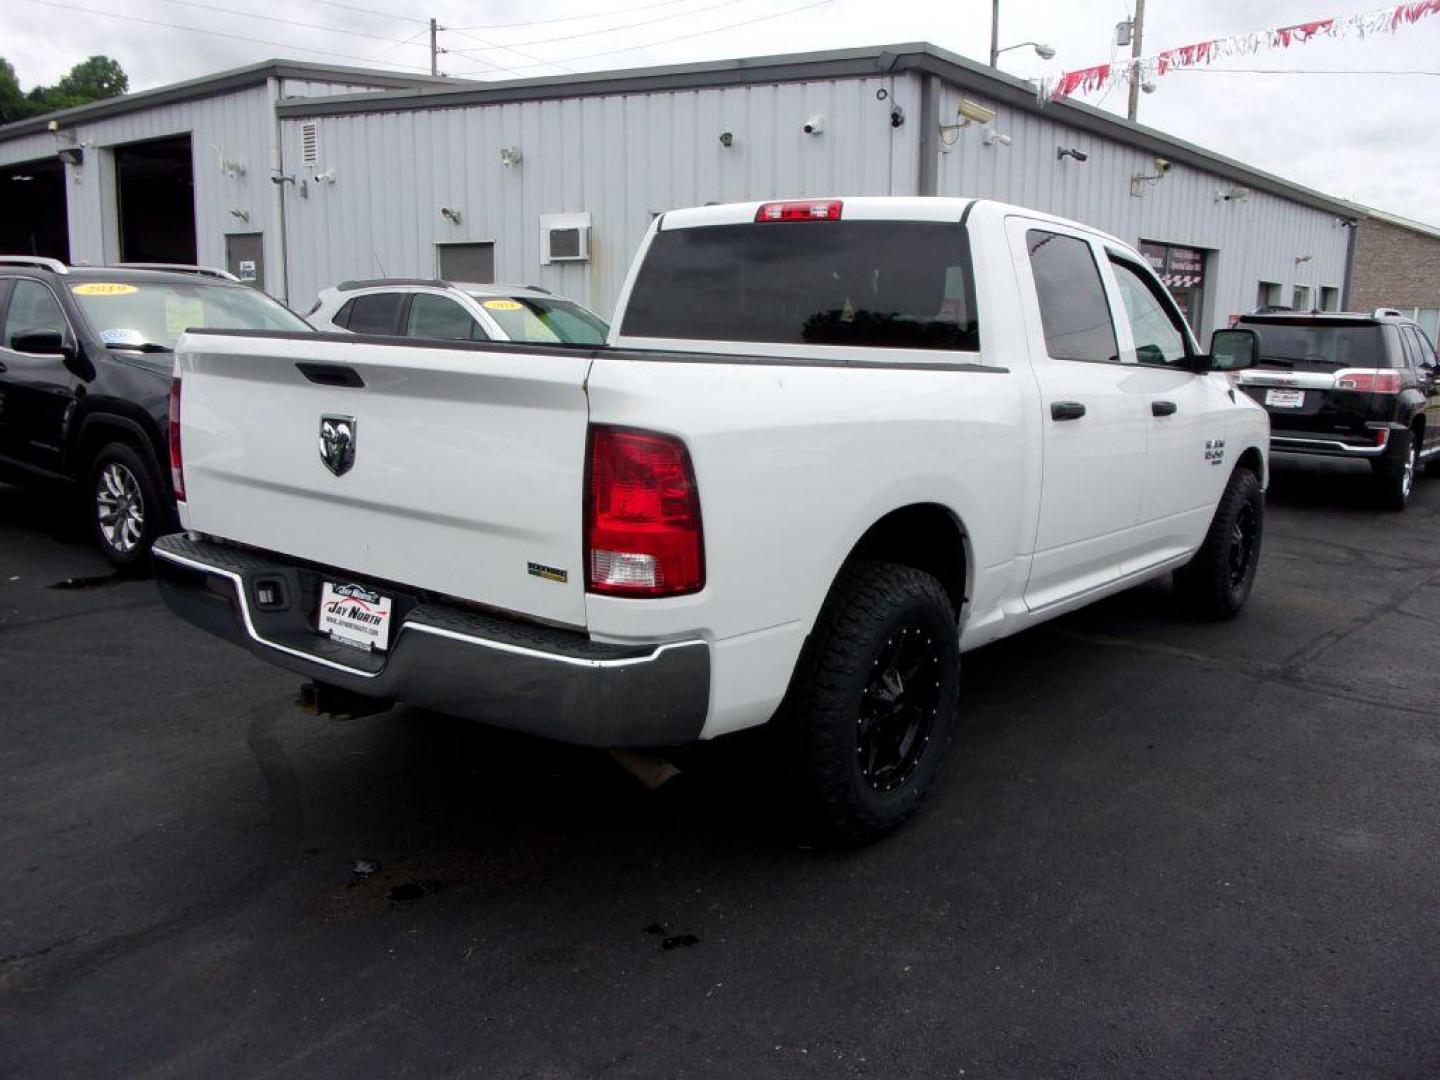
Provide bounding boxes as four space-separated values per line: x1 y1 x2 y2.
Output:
718 131 734 147
802 115 824 135
957 99 997 125
1154 157 1172 174
983 128 1011 147
1057 146 1089 162
889 105 905 128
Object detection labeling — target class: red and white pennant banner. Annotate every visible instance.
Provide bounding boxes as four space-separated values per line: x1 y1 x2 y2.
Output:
1043 0 1440 100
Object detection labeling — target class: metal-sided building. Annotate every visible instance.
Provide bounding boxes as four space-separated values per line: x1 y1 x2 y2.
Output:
1 44 1362 335
0 61 453 296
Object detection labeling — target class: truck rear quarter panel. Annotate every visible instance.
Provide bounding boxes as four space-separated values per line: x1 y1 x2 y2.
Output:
584 355 1028 736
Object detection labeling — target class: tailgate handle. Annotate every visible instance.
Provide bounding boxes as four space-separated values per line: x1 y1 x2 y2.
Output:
1152 400 1178 417
296 362 365 388
1050 401 1086 421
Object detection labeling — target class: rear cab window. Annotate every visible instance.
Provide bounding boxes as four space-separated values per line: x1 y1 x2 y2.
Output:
620 218 979 352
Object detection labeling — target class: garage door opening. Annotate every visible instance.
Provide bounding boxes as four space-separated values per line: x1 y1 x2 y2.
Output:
0 157 69 262
115 134 197 264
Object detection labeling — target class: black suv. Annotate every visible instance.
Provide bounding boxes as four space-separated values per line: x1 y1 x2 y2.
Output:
1235 310 1440 509
0 258 312 566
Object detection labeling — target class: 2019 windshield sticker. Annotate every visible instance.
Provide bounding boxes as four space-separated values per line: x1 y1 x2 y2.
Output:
72 283 138 296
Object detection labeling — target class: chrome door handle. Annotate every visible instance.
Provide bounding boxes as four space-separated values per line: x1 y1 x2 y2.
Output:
1051 401 1086 421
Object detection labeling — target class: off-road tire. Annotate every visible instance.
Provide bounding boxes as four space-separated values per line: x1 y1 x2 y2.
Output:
1173 467 1264 620
1371 429 1418 512
88 441 163 571
784 560 960 846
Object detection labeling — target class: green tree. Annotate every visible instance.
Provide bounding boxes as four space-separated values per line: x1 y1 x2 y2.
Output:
0 55 128 123
0 58 28 124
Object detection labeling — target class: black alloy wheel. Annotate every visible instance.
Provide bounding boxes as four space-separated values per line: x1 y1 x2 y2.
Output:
858 624 942 794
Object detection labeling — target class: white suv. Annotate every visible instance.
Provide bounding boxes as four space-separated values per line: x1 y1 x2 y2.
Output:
307 279 609 345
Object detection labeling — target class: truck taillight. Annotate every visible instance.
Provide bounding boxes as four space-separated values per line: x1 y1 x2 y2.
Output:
755 199 843 222
1335 368 1402 394
168 376 185 501
586 426 703 597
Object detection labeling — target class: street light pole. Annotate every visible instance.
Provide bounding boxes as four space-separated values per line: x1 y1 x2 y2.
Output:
1126 0 1146 121
990 0 1000 67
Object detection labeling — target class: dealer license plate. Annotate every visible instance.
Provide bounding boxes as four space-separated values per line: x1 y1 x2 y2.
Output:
319 582 393 651
1265 388 1305 408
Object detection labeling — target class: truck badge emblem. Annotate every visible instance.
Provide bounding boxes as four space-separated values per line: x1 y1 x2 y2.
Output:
319 415 357 476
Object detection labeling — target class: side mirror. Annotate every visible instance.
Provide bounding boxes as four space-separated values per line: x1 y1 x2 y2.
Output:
9 329 70 356
1205 328 1259 372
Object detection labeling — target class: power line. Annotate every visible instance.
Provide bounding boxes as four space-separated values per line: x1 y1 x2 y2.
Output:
12 0 433 70
442 30 578 76
1167 67 1440 76
452 0 834 76
298 0 426 26
452 0 705 32
453 0 745 51
124 0 429 48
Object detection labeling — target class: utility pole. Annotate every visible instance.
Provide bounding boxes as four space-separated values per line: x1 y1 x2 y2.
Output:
1126 0 1146 121
429 17 440 77
989 0 1000 67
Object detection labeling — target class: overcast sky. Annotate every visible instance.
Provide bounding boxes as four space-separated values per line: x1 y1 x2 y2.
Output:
5 0 1439 224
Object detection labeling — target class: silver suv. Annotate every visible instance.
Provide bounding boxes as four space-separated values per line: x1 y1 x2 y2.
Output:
307 279 609 346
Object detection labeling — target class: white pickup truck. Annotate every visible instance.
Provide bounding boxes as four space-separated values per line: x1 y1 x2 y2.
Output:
154 197 1268 842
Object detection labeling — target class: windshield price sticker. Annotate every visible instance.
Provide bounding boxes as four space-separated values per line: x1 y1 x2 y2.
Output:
72 283 138 296
319 582 393 651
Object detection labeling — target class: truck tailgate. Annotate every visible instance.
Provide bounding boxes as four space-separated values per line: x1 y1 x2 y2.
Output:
175 333 593 627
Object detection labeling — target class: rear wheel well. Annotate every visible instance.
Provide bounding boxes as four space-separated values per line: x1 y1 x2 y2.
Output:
75 418 164 486
846 504 968 619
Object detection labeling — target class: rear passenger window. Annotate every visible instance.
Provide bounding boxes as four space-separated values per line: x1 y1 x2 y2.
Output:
1027 230 1118 364
405 294 485 341
339 293 405 335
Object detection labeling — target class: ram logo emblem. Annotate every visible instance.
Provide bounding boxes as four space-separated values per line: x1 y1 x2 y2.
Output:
1204 438 1226 466
319 415 357 476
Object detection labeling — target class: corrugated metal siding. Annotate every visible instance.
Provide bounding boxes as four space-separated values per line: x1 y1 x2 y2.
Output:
0 85 278 285
279 76 920 315
930 83 1350 334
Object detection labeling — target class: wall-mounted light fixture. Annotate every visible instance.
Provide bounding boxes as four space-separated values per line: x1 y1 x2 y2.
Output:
440 206 462 224
802 115 824 135
718 131 734 147
500 146 522 167
215 145 246 177
313 169 336 185
1057 146 1089 163
229 208 250 223
57 147 83 168
982 125 1011 147
890 105 905 128
1295 254 1313 265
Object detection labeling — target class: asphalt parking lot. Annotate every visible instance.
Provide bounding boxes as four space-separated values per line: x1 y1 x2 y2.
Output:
2 460 1438 1078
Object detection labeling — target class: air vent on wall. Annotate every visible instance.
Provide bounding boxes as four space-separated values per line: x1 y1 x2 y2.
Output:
300 122 319 168
540 211 591 265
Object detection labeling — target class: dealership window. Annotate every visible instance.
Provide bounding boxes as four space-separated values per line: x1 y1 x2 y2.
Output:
1292 285 1312 312
1139 241 1207 328
1319 287 1339 312
1256 281 1282 310
436 242 495 284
